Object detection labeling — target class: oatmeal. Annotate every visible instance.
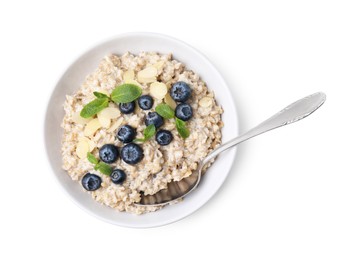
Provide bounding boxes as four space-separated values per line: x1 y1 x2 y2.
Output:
61 52 223 214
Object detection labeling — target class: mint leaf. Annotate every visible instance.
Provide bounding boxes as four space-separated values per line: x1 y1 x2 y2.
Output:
111 84 142 103
93 92 109 99
155 103 175 119
134 124 156 143
87 152 99 165
80 98 109 118
94 162 112 176
175 118 190 138
144 124 156 140
133 138 145 143
88 152 112 175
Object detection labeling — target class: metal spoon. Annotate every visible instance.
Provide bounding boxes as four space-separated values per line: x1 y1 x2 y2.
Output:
138 92 326 206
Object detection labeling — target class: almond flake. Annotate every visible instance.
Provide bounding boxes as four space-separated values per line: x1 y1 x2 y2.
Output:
153 61 165 70
150 82 167 100
164 93 176 109
76 140 89 159
199 97 213 108
123 69 135 81
99 107 121 119
108 118 123 132
72 112 91 125
79 137 96 152
137 66 157 83
97 114 111 128
97 107 120 128
84 118 101 137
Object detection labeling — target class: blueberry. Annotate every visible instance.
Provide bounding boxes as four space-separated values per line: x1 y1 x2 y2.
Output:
119 101 135 114
99 144 119 163
145 112 164 128
110 169 127 184
138 95 154 110
175 103 193 121
170 81 192 102
121 143 144 165
117 125 136 143
155 130 173 146
81 173 102 191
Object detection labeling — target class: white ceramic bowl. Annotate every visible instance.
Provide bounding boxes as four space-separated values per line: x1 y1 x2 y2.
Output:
44 32 239 228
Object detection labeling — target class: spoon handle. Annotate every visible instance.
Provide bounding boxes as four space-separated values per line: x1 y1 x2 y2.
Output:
202 92 326 165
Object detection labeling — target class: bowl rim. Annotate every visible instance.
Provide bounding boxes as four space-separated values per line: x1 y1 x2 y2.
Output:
43 32 239 228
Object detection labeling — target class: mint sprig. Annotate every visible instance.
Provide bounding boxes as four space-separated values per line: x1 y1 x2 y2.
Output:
94 162 112 176
80 97 109 118
156 103 190 138
87 152 112 176
155 104 174 119
80 83 142 118
111 84 142 103
175 118 190 138
87 152 99 164
134 124 156 142
93 92 110 99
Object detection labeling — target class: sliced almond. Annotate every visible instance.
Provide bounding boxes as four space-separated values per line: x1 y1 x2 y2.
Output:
153 61 165 70
97 114 111 128
123 69 135 81
92 132 102 142
137 66 157 83
84 118 101 137
79 137 96 152
164 93 176 109
72 112 91 125
108 117 123 132
76 140 89 159
199 97 213 108
88 139 96 151
137 76 157 84
150 82 167 100
99 107 121 119
97 107 120 128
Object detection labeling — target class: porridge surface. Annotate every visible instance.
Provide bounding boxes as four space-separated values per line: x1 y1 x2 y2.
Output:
61 52 223 214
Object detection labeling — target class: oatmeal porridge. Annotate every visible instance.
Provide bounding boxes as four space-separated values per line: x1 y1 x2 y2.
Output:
61 52 223 214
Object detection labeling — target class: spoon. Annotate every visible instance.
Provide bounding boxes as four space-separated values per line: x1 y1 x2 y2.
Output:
138 92 326 206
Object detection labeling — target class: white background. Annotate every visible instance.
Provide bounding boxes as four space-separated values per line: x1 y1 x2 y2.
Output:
1 0 356 259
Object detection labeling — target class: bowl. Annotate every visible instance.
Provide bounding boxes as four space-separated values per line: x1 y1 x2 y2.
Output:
44 32 239 228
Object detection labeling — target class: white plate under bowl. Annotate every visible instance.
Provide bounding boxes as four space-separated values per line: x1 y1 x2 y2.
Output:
44 32 239 228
